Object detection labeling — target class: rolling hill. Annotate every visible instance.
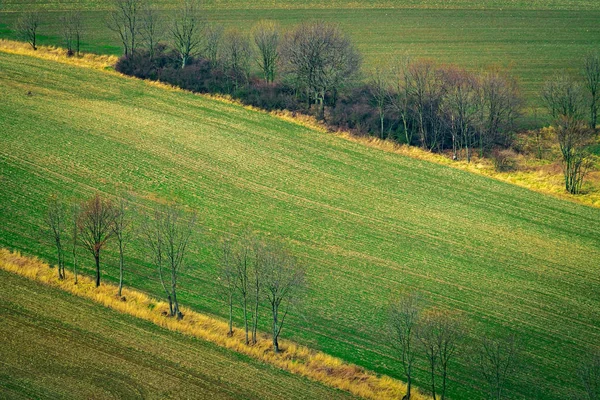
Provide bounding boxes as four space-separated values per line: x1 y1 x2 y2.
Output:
0 268 356 399
1 50 599 399
1 0 599 111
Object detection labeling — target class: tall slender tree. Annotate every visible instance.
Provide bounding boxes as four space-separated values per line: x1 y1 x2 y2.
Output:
16 11 40 50
77 193 116 287
252 20 279 83
389 292 421 400
583 52 600 132
143 203 196 319
107 0 143 58
46 194 67 280
261 242 305 353
112 196 134 297
170 0 203 68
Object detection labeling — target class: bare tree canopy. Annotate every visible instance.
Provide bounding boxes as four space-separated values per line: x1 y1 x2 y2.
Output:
555 116 594 194
579 350 600 400
389 291 421 400
140 3 163 59
280 21 361 118
475 333 520 400
252 20 279 83
479 68 521 151
143 203 196 319
418 309 463 400
541 75 594 194
16 11 40 50
112 196 134 297
60 11 84 56
222 29 252 90
107 0 143 58
203 22 223 64
217 237 236 336
542 74 585 121
77 193 116 287
440 66 480 162
46 194 67 280
369 65 390 139
261 241 305 353
583 52 600 132
170 0 204 68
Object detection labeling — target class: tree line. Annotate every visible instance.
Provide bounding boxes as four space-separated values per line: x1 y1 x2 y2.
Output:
388 291 600 400
45 192 304 353
14 1 599 193
45 192 600 399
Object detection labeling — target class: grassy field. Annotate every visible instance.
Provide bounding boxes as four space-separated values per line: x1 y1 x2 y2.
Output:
1 0 599 112
1 51 599 399
0 269 357 399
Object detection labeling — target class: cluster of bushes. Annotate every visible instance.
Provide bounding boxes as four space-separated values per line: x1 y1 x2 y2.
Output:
115 19 522 163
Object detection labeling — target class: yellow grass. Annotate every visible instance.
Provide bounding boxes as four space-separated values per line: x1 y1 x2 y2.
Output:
0 248 429 400
2 39 597 210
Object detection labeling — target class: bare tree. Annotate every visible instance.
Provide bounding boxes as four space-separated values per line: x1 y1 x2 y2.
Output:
390 57 415 145
16 11 40 50
418 309 462 400
71 203 80 284
476 334 520 400
252 20 279 83
233 232 255 344
143 203 196 319
251 238 264 344
170 0 203 68
112 196 134 297
140 3 163 59
441 67 480 162
222 29 252 91
77 193 116 287
261 241 305 353
107 0 143 58
217 237 236 336
47 194 67 280
555 116 594 194
204 23 223 64
389 292 421 400
280 21 361 119
478 68 521 154
583 52 600 132
60 11 83 57
407 60 446 151
579 350 600 400
369 66 391 139
542 74 584 121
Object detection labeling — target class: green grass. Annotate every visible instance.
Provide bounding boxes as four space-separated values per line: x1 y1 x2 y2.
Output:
1 52 599 399
1 0 599 112
0 269 355 400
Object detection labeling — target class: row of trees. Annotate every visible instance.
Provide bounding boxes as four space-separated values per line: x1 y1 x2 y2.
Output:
15 7 598 190
540 52 600 194
108 0 520 160
217 232 305 352
46 193 304 351
388 292 600 400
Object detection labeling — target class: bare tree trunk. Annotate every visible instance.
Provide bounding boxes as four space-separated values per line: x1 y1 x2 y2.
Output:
243 297 249 344
272 302 279 353
95 253 101 287
228 294 233 336
118 241 124 297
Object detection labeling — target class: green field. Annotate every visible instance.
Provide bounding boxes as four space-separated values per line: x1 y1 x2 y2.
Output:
1 0 599 111
0 269 355 399
1 52 599 399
